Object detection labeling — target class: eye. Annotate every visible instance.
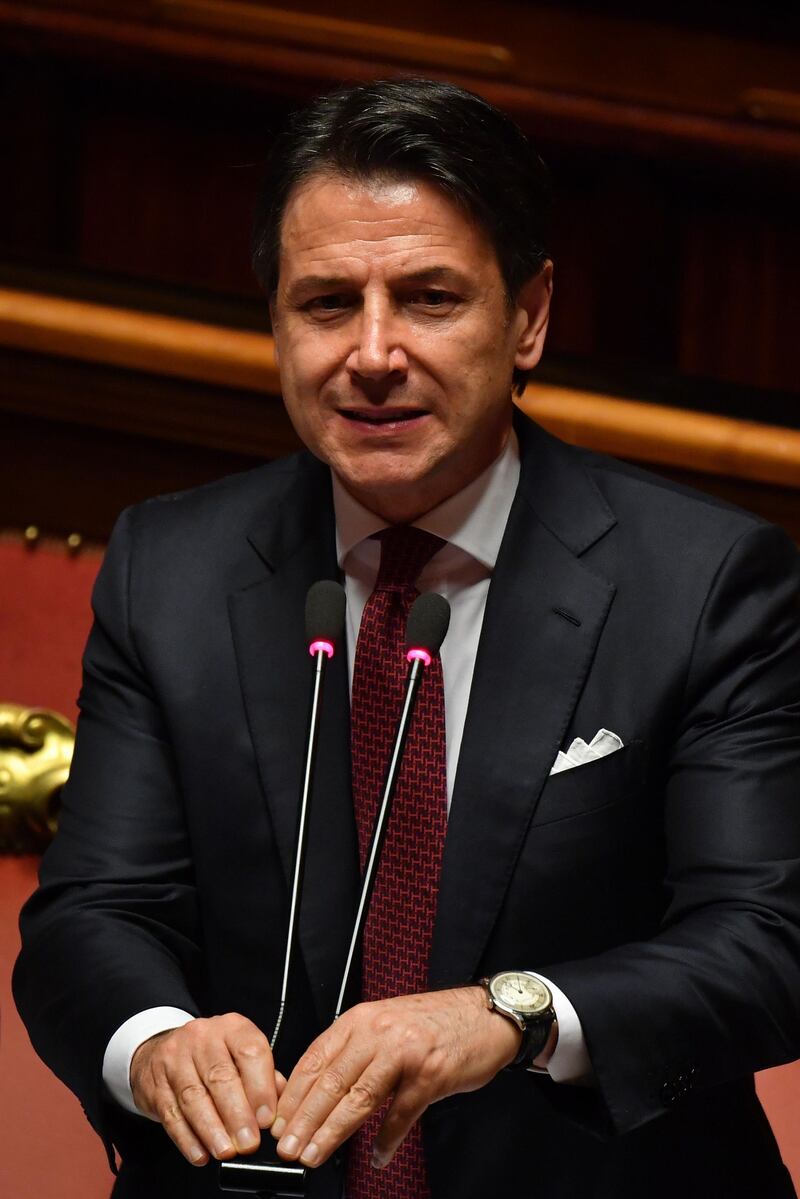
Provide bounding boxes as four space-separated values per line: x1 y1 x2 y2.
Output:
408 289 458 310
305 293 353 315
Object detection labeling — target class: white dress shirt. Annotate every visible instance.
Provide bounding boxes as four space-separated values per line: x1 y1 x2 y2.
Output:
103 432 590 1116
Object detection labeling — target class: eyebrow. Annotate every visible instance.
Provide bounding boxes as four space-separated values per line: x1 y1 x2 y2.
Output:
396 266 469 287
286 265 471 298
287 274 353 295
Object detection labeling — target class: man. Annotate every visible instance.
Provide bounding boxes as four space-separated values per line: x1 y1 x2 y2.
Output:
15 79 800 1198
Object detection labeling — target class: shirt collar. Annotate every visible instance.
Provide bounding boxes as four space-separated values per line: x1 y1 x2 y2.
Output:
332 429 521 572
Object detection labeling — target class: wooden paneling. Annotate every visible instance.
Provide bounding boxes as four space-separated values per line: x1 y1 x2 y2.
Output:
161 0 512 76
2 1 800 172
1 2 799 416
678 192 800 394
3 1 800 129
76 110 261 295
1 3 799 533
1 406 262 541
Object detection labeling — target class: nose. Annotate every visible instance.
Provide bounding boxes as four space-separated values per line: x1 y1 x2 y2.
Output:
346 296 408 381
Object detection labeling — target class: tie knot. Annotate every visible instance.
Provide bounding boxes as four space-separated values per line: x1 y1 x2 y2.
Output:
374 526 445 590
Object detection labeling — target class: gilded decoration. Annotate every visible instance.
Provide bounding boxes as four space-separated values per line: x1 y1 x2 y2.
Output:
0 704 74 853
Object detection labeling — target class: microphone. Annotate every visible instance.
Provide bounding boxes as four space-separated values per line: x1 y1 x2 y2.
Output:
333 592 451 1020
406 590 450 666
219 580 345 1198
305 579 346 664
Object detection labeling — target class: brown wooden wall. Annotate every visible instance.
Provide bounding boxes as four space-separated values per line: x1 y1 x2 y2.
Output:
2 0 799 539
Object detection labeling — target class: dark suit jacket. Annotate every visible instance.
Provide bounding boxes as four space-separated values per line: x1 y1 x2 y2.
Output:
14 414 800 1198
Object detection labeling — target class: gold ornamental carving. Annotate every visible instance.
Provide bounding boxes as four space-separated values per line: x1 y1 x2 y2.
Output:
0 703 74 853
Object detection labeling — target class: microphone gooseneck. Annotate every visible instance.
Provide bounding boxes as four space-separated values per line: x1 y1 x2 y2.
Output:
270 580 346 1053
334 591 452 1020
220 580 345 1196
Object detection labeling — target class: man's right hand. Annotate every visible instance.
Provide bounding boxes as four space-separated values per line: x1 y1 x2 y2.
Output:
130 1013 282 1166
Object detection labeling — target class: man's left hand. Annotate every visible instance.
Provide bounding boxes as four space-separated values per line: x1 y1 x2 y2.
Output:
269 987 521 1170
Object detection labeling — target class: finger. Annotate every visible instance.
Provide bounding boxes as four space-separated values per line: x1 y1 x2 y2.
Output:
273 1023 352 1135
191 1037 263 1155
281 1056 397 1168
371 1086 429 1169
148 1071 216 1166
165 1052 241 1161
275 1070 288 1096
229 1026 277 1130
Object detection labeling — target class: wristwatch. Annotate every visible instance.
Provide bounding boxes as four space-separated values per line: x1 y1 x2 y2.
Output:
480 970 556 1070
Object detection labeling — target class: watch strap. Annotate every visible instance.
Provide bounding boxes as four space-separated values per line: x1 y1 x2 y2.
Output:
508 1011 554 1069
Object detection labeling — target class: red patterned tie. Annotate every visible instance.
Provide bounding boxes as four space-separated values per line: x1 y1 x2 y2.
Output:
347 526 448 1199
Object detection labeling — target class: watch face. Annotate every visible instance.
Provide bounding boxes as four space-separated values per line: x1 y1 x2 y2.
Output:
492 972 551 1016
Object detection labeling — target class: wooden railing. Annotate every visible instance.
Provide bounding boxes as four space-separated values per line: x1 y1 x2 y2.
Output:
2 2 800 168
160 0 513 76
2 286 799 489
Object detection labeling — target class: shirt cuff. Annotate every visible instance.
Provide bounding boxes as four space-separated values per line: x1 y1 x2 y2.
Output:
102 1007 196 1116
528 973 592 1084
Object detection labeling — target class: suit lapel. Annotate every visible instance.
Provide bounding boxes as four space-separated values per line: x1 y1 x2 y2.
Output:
430 418 617 985
228 457 359 1027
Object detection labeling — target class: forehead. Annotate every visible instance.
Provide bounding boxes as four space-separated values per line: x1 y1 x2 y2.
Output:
278 171 501 282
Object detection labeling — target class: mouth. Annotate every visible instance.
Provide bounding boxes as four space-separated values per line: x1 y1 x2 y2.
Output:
338 409 429 429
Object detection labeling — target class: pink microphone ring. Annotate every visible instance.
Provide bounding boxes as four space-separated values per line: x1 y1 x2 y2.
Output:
309 639 335 658
406 647 432 667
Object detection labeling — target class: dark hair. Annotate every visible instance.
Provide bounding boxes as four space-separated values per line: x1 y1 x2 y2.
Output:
253 78 552 394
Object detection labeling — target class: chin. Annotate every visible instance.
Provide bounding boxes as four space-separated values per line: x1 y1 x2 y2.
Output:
335 455 434 495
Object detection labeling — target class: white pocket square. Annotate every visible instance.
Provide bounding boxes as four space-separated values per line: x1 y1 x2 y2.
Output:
549 728 624 775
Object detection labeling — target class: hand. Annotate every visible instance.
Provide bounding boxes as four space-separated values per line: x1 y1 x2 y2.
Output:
270 987 521 1171
130 1013 284 1167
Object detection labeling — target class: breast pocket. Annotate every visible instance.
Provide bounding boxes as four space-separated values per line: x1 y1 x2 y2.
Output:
532 739 645 826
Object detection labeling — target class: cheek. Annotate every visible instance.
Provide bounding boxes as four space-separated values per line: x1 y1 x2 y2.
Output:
424 317 508 373
411 335 481 403
279 327 344 388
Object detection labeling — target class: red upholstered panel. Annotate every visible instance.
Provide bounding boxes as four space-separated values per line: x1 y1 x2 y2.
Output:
0 536 111 1197
0 856 112 1199
758 1067 800 1188
0 537 103 722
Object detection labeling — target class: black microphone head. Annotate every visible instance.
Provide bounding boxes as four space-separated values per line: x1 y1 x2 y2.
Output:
305 580 346 649
405 592 451 656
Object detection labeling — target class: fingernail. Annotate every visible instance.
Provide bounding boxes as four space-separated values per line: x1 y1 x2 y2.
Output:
301 1142 320 1166
213 1136 234 1158
236 1127 258 1151
188 1146 207 1166
256 1105 273 1127
279 1134 300 1157
271 1116 286 1139
372 1148 389 1170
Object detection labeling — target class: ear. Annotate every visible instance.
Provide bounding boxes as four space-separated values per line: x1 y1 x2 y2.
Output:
513 261 553 373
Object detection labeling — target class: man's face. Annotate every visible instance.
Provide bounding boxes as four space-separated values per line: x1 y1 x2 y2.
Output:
271 172 551 522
